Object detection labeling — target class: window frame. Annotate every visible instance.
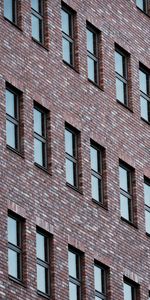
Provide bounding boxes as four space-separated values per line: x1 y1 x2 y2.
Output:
123 279 137 300
87 23 99 85
4 0 18 25
61 5 75 67
6 86 20 152
119 163 133 223
115 47 128 106
65 125 79 189
139 66 150 124
91 142 103 204
94 263 107 300
136 0 149 14
31 0 44 44
144 178 150 234
36 228 50 297
8 213 22 282
34 104 48 169
68 248 81 300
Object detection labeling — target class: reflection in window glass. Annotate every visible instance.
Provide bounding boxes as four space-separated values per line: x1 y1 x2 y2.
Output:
61 7 74 66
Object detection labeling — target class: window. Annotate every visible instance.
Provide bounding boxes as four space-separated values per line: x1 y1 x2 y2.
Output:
4 0 17 24
87 24 99 84
36 229 50 296
8 214 22 281
65 126 78 188
91 143 103 203
31 0 44 44
94 264 106 300
6 87 20 151
34 105 47 168
136 0 149 13
144 178 150 234
139 67 150 123
68 249 81 300
61 5 74 66
115 48 128 106
124 280 136 300
119 163 133 222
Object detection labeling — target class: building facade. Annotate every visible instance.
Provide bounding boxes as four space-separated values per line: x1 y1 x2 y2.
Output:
0 0 150 299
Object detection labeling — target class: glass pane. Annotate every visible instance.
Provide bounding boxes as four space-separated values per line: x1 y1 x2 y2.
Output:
140 96 148 121
145 210 150 234
8 249 19 279
116 78 126 103
115 51 124 76
4 0 13 21
6 90 16 117
119 166 129 192
68 251 77 278
62 38 72 65
144 182 150 206
88 56 95 82
32 14 41 42
36 232 46 261
32 0 40 12
120 194 131 221
37 264 47 294
6 120 17 149
65 129 74 156
34 108 43 135
136 0 144 10
94 265 104 293
139 70 147 94
95 297 103 300
66 159 76 186
69 282 78 300
61 9 71 35
8 217 18 245
34 138 44 166
92 175 101 202
87 29 95 54
91 146 99 172
124 283 132 300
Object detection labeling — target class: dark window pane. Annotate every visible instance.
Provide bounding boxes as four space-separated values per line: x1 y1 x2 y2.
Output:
92 175 101 202
119 167 129 192
124 283 133 300
145 210 150 234
69 282 78 300
87 29 95 54
34 138 44 166
8 249 20 279
65 129 75 156
61 10 71 35
4 0 14 22
88 56 96 82
8 217 18 245
37 264 47 293
36 232 46 261
140 96 148 121
34 108 43 135
139 70 148 94
144 182 150 206
115 51 124 76
6 90 16 117
66 158 76 186
32 14 41 41
6 120 17 148
62 38 72 64
69 251 77 278
91 147 98 172
120 194 131 221
32 0 40 12
116 78 126 103
94 265 104 293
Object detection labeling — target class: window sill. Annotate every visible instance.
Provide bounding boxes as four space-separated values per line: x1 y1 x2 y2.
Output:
92 199 108 210
66 182 83 195
4 17 22 31
63 60 79 73
9 275 25 287
37 291 50 299
6 145 24 159
32 38 49 51
120 217 138 229
34 162 52 176
136 6 150 18
116 99 133 112
141 117 150 126
88 79 103 91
